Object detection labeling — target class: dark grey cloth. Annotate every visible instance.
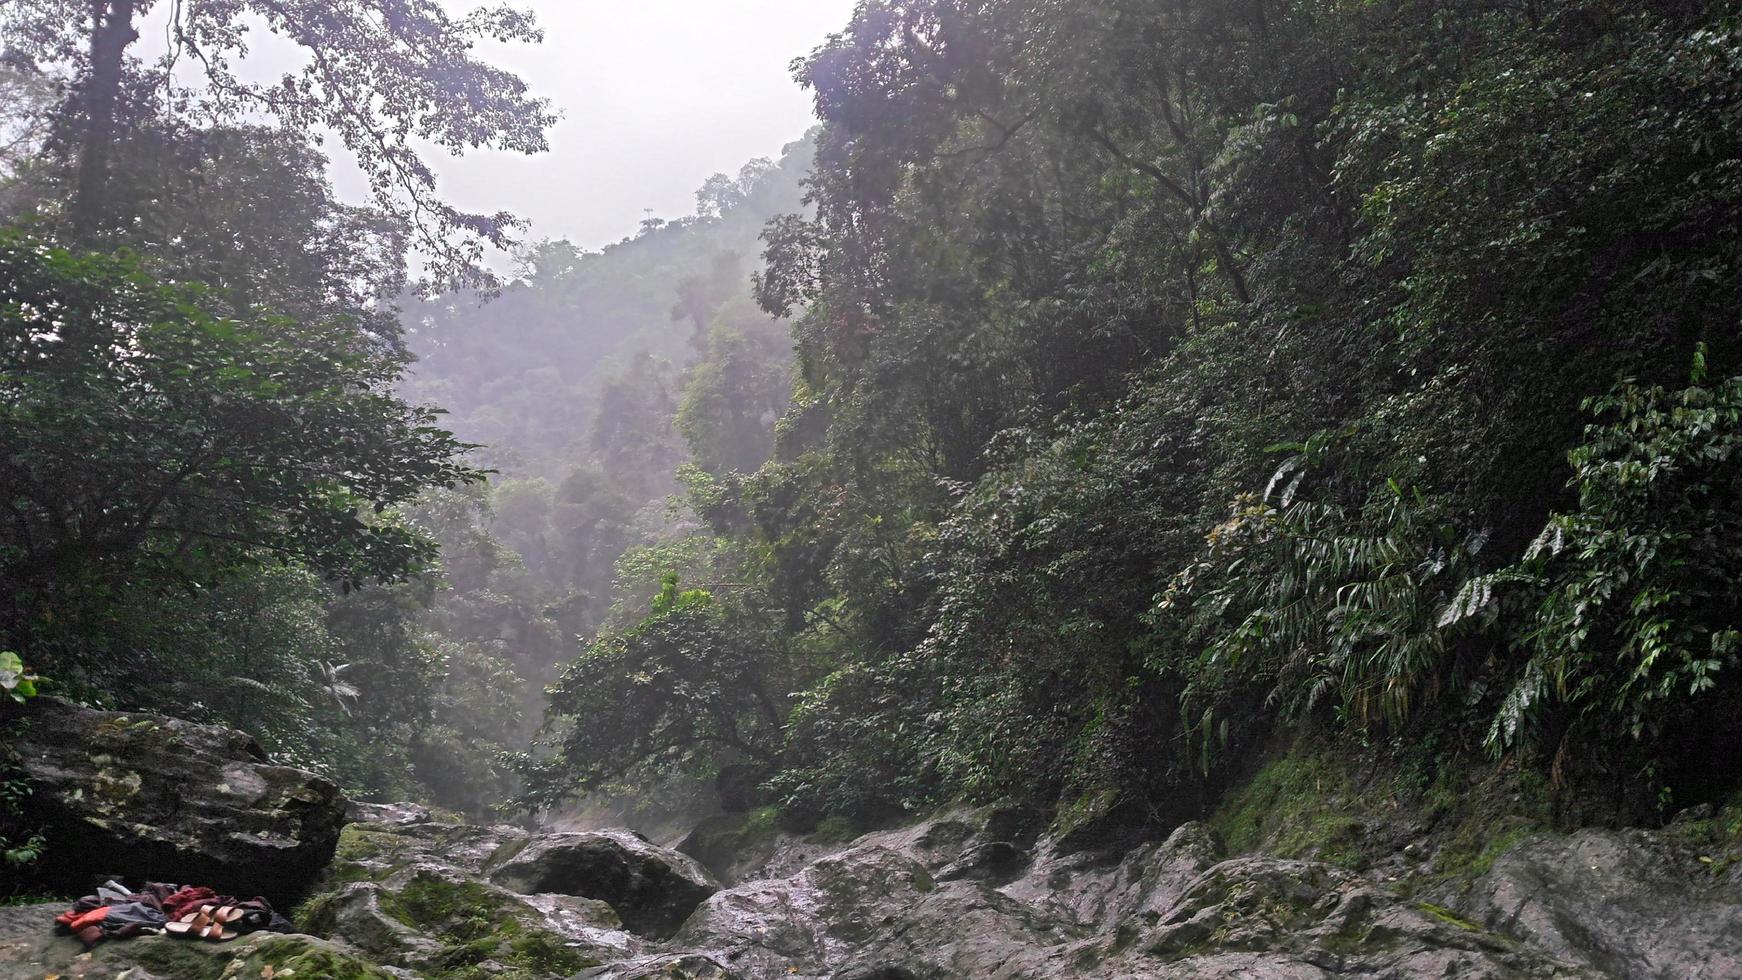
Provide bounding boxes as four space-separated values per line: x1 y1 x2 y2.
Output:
102 901 168 935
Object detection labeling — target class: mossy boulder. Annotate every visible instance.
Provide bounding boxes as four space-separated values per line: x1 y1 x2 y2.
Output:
674 810 782 884
321 819 532 888
7 697 345 905
318 867 623 978
486 831 719 939
296 880 449 967
298 822 642 978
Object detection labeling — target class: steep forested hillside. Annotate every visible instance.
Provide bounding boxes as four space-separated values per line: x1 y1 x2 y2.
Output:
398 141 811 478
529 0 1742 842
6 0 1742 897
376 140 814 820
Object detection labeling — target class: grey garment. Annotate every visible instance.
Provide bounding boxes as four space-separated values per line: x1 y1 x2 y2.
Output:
101 901 168 934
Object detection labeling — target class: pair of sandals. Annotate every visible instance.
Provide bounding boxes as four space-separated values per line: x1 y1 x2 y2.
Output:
164 904 244 941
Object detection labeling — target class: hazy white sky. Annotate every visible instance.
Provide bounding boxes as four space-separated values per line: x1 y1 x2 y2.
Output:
137 0 854 250
428 0 855 249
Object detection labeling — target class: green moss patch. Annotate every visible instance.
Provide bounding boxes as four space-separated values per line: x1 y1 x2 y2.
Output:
319 823 420 889
334 825 407 863
1211 743 1366 869
381 872 503 935
1433 823 1537 880
127 933 398 980
374 870 597 980
1417 901 1482 931
809 814 861 844
1209 735 1558 884
1667 796 1742 876
1419 762 1550 882
1052 786 1120 842
235 934 406 979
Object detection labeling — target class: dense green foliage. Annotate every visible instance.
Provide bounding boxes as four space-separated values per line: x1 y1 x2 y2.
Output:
3 0 552 286
529 0 1742 832
0 234 470 595
0 651 42 876
1 0 812 824
0 231 491 788
0 1 564 819
1469 354 1742 766
523 574 789 811
6 0 1742 850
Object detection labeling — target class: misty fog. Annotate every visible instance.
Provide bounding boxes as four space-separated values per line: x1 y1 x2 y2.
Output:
5 3 1742 977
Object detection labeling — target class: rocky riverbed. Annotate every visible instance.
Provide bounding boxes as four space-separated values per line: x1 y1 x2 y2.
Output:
4 699 1741 979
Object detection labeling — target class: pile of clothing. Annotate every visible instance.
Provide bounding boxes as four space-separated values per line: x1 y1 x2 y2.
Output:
51 880 293 948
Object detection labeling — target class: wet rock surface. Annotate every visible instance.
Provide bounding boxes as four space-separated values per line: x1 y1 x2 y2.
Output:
664 813 1579 979
575 952 747 979
7 780 1736 979
349 799 435 827
296 818 648 977
677 813 790 885
1459 827 1742 979
489 830 721 938
4 696 345 905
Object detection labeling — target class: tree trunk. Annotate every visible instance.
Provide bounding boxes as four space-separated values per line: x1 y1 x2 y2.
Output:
1210 235 1253 305
70 0 138 239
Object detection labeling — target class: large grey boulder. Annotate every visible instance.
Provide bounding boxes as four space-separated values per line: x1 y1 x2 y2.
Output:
1461 827 1742 978
1002 820 1222 932
4 697 345 905
675 842 963 977
1130 855 1575 980
488 830 720 938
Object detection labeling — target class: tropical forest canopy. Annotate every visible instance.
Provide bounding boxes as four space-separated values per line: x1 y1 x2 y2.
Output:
5 0 1742 854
